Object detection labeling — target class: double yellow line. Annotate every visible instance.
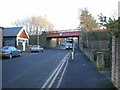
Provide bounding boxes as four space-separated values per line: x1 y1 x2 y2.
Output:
41 51 71 89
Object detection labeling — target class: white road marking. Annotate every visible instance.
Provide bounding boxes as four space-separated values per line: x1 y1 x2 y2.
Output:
48 58 65 88
41 51 71 88
56 52 70 88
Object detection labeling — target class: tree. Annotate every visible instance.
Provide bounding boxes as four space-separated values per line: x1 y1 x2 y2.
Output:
12 16 55 35
79 8 99 30
98 13 120 51
98 13 119 37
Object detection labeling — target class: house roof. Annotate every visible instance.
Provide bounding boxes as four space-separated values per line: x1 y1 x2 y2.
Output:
3 27 23 37
0 27 3 29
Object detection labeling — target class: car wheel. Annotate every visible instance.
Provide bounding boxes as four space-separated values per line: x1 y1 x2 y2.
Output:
9 54 12 59
19 52 22 57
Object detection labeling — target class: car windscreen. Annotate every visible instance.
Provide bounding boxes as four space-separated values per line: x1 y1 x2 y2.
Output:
1 47 9 50
32 46 39 48
66 41 72 44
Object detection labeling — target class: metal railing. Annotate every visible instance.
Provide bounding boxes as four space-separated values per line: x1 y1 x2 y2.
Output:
45 29 80 34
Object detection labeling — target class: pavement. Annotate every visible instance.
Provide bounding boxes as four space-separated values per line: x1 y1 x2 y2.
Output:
59 49 117 89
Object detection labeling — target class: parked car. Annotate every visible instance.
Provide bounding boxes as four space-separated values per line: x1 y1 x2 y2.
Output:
31 45 44 52
62 43 65 46
0 46 22 59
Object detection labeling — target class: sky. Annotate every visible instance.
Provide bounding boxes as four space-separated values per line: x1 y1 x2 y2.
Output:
0 0 119 30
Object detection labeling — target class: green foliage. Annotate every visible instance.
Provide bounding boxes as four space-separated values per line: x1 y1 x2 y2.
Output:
29 32 48 48
79 8 99 30
39 32 48 48
98 13 120 37
29 35 37 45
81 30 109 41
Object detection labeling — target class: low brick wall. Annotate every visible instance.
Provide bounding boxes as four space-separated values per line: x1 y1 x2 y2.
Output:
111 36 120 89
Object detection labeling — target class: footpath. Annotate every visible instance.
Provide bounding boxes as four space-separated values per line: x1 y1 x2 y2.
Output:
59 49 117 89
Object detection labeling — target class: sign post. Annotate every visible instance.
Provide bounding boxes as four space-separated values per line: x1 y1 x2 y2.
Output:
72 40 74 60
72 51 74 60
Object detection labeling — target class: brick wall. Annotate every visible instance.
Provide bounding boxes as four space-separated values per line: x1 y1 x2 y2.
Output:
111 36 120 89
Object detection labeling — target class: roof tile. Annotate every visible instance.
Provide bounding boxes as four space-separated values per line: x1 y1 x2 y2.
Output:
3 27 23 37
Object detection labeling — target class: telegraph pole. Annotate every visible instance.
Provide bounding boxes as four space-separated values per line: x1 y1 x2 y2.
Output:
37 26 40 45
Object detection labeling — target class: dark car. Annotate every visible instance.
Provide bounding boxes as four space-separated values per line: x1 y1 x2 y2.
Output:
0 46 22 59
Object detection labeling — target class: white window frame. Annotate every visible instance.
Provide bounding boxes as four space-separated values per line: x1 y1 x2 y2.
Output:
17 38 29 46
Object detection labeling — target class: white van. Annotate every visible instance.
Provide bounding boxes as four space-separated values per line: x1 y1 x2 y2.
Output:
65 39 73 49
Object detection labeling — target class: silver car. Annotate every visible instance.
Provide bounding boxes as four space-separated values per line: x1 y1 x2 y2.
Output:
0 46 22 59
31 45 44 52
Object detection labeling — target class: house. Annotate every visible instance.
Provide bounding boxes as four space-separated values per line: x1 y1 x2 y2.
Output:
0 27 3 48
3 27 29 51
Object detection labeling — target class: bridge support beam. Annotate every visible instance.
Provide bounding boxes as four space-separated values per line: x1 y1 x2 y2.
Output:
46 38 51 48
47 38 58 48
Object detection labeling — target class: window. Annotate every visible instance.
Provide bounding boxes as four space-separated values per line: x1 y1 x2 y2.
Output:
12 47 17 51
18 39 23 42
18 39 28 43
2 46 9 50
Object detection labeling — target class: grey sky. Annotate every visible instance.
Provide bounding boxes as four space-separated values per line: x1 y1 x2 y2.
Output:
0 0 119 30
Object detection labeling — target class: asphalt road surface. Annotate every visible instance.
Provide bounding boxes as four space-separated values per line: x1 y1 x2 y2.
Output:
59 49 116 89
2 47 69 88
2 45 117 89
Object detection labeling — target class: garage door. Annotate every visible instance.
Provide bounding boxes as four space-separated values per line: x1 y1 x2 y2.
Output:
4 38 16 46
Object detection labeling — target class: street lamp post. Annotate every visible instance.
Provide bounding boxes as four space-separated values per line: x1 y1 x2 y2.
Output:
37 26 42 45
37 26 40 45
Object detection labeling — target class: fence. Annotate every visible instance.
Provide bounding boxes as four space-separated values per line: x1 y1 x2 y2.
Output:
79 29 112 69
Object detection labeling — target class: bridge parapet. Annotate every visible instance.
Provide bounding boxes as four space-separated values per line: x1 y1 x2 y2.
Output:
46 31 80 38
45 29 80 34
